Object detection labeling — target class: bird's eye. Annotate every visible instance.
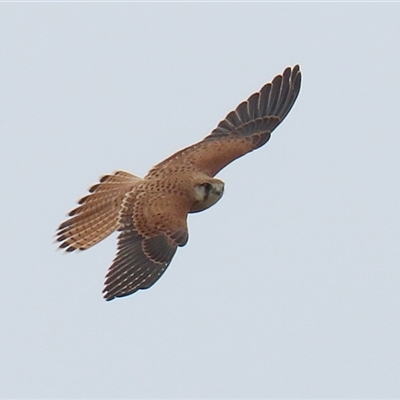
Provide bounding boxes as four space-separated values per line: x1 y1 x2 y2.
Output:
203 183 212 193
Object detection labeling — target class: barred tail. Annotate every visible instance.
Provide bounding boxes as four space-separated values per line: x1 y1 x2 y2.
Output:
56 171 142 252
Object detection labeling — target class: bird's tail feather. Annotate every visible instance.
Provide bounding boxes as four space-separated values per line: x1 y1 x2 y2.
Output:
56 171 142 252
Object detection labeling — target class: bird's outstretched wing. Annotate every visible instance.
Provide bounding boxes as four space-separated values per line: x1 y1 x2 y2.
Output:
154 65 301 177
56 171 141 251
102 187 190 300
56 65 301 301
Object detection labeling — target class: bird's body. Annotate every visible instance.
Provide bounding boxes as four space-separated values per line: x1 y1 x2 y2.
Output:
57 65 302 300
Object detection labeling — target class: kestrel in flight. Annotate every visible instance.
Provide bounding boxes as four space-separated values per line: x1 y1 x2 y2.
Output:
56 65 302 300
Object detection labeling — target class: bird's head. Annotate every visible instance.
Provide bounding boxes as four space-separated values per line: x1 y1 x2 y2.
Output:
190 177 224 213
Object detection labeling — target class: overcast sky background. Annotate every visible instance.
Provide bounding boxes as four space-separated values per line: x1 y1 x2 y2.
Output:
1 3 400 398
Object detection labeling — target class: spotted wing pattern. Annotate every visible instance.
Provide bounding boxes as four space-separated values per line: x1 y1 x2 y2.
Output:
102 188 189 300
57 171 141 251
155 65 301 177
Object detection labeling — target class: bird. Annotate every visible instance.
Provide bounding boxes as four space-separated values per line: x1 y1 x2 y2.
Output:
56 65 302 301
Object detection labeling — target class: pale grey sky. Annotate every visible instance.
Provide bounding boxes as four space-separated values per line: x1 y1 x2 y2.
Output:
1 3 400 398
